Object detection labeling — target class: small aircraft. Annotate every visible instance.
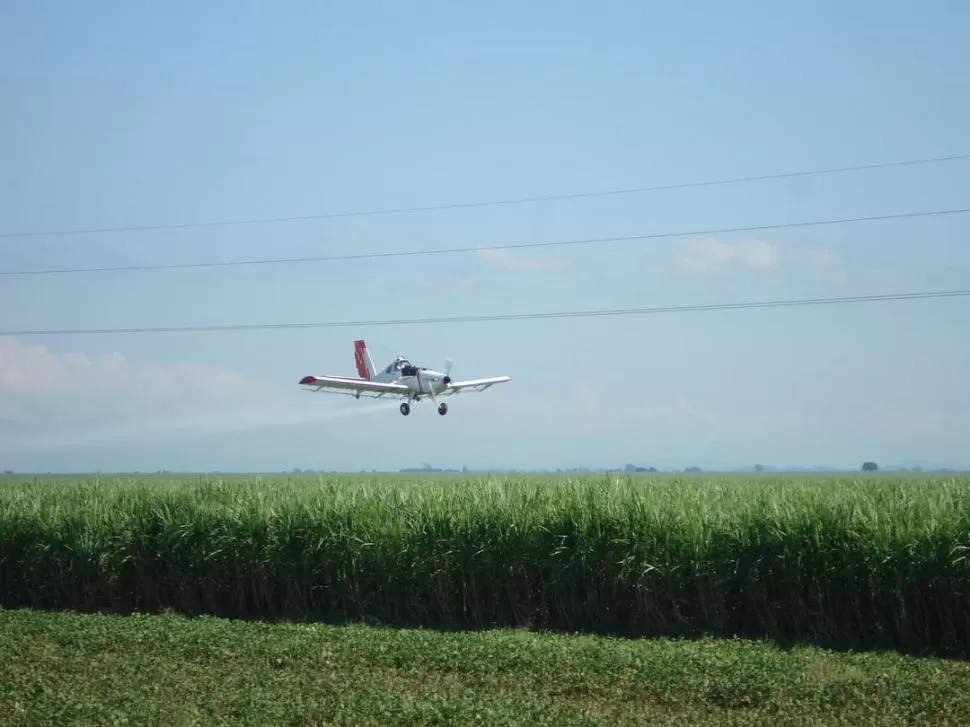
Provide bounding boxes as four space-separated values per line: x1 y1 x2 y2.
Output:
299 339 511 416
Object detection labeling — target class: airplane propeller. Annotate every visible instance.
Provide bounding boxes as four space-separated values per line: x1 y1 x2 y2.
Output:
443 358 454 384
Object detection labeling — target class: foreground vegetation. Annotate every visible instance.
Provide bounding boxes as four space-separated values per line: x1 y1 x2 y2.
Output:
1 472 969 655
2 608 968 726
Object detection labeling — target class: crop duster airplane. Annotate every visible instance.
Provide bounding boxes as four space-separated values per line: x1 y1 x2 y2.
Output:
299 339 511 416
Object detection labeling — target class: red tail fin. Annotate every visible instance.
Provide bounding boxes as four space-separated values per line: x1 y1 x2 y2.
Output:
354 339 372 379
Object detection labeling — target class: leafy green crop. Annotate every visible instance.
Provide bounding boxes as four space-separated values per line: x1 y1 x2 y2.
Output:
2 472 968 655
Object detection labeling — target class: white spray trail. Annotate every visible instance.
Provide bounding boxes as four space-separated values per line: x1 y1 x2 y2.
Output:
6 399 399 451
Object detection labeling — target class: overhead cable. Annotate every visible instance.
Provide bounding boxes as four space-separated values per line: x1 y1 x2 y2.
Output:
1 152 968 239
3 289 967 337
3 206 969 277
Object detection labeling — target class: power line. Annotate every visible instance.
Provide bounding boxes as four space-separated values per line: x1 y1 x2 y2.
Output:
3 289 967 337
3 206 969 277
2 152 969 239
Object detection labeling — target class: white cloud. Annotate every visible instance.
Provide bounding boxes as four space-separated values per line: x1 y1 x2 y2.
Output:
677 237 780 272
474 247 563 271
0 338 267 399
0 338 280 437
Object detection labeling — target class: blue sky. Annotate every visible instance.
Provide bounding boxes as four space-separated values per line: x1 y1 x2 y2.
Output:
1 0 969 472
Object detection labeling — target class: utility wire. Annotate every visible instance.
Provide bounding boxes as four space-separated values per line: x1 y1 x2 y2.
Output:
4 289 967 337
2 152 968 239
3 206 969 277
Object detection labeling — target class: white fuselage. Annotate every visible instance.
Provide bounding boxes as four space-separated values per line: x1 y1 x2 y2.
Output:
372 357 451 397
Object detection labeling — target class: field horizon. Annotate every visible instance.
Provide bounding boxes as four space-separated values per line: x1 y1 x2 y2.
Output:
0 463 970 481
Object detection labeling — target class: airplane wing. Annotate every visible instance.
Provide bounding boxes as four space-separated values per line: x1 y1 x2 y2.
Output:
442 375 512 395
298 375 409 398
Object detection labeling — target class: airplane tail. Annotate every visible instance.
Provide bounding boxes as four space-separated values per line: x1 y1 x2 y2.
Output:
354 339 376 380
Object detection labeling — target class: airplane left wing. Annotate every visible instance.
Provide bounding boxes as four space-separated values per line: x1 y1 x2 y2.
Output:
299 375 409 396
442 375 512 395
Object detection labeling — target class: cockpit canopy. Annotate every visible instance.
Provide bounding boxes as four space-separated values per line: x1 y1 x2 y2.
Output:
384 356 414 375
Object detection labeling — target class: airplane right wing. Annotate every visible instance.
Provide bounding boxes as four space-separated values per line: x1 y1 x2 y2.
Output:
442 375 512 395
298 375 409 398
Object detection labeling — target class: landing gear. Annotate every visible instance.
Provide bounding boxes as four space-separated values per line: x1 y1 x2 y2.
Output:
399 399 447 416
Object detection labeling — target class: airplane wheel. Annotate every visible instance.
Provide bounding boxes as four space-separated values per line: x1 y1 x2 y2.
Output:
437 403 448 416
400 403 410 416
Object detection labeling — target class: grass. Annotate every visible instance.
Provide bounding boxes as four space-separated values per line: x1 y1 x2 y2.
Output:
2 471 969 655
2 607 969 726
